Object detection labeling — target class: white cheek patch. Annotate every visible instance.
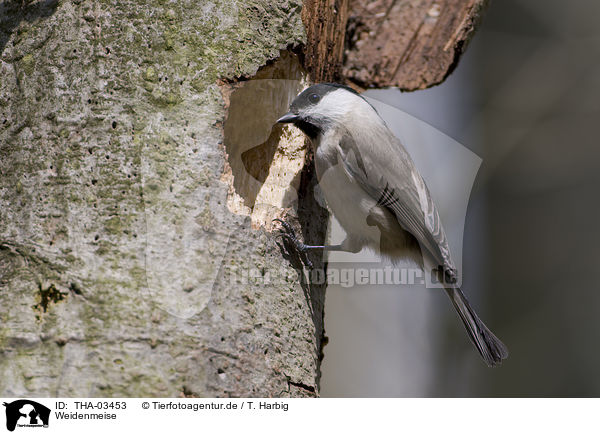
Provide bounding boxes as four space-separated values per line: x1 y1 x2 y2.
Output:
304 89 378 124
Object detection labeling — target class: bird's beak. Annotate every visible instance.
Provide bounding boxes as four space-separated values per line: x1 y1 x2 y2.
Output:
276 112 299 123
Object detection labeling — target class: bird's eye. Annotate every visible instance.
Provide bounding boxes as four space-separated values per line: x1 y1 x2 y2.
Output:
308 93 320 104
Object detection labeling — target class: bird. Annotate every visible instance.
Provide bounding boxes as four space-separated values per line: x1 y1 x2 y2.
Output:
275 83 508 367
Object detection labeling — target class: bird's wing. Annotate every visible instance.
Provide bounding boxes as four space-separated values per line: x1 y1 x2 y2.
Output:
338 131 456 276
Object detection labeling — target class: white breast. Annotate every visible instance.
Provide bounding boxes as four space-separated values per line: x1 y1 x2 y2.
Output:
313 131 382 251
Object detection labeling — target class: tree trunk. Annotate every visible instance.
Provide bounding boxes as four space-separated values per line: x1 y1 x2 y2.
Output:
0 0 487 397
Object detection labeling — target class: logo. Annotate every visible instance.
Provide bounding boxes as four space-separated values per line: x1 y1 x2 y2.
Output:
3 400 50 432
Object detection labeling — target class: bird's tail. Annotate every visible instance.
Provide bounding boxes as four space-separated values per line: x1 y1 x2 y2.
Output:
444 287 508 367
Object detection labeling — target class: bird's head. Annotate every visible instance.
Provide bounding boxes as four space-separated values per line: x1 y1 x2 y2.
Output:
277 83 372 139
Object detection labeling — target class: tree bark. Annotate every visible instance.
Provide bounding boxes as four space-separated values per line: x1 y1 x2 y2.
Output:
0 0 320 397
343 0 490 90
0 0 487 397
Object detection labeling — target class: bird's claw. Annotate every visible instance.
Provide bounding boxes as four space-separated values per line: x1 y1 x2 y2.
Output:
273 219 306 251
272 218 313 268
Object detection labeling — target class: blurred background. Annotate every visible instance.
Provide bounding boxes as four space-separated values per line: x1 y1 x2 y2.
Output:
321 0 600 396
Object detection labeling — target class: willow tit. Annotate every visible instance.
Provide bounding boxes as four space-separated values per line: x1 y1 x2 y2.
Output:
276 83 508 367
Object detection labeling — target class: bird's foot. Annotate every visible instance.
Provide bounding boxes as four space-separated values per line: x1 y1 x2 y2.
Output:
273 218 313 268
